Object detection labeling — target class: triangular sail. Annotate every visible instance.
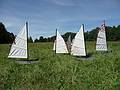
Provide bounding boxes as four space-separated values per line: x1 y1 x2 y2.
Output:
71 24 86 56
8 22 28 58
55 30 68 53
96 21 107 51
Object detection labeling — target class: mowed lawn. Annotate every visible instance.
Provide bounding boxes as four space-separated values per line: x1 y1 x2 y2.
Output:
0 42 120 90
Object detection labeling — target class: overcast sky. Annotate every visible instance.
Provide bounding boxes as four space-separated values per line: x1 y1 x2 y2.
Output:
0 0 120 39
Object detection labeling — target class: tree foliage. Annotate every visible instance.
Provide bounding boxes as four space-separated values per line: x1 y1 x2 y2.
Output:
0 22 15 44
0 22 34 44
34 25 120 43
0 22 120 43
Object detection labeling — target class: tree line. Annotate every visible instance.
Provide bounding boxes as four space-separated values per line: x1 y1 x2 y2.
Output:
34 25 120 42
0 22 33 44
0 22 120 44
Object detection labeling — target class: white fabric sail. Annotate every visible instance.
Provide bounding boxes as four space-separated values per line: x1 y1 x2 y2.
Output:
8 23 28 58
71 24 86 56
55 30 68 53
96 22 107 51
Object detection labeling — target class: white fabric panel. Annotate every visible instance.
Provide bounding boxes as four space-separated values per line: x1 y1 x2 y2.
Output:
96 23 107 51
71 24 86 56
56 30 68 53
8 23 28 58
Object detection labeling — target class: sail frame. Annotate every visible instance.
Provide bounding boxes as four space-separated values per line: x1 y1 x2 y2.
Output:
71 24 86 56
8 22 28 59
96 21 107 51
54 29 68 54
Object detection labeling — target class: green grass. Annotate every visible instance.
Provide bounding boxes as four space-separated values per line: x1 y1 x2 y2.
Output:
0 42 120 90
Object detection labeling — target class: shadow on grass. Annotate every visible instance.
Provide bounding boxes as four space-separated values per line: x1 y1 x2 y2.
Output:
96 50 113 54
74 52 94 61
15 58 39 64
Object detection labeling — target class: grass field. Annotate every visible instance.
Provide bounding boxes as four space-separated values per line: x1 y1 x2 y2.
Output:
0 42 120 90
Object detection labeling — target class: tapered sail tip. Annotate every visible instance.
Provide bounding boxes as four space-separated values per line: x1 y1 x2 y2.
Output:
81 24 84 30
82 24 84 29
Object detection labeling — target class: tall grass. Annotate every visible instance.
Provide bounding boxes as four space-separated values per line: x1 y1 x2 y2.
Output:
0 42 120 90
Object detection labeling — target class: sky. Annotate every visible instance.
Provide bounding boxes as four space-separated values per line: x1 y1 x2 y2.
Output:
0 0 120 39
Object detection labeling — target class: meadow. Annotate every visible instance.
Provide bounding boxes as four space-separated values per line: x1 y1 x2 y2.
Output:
0 42 120 90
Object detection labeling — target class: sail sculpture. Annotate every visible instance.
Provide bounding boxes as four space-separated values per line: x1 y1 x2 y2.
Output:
71 24 86 56
8 22 28 58
54 29 68 53
96 21 107 51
